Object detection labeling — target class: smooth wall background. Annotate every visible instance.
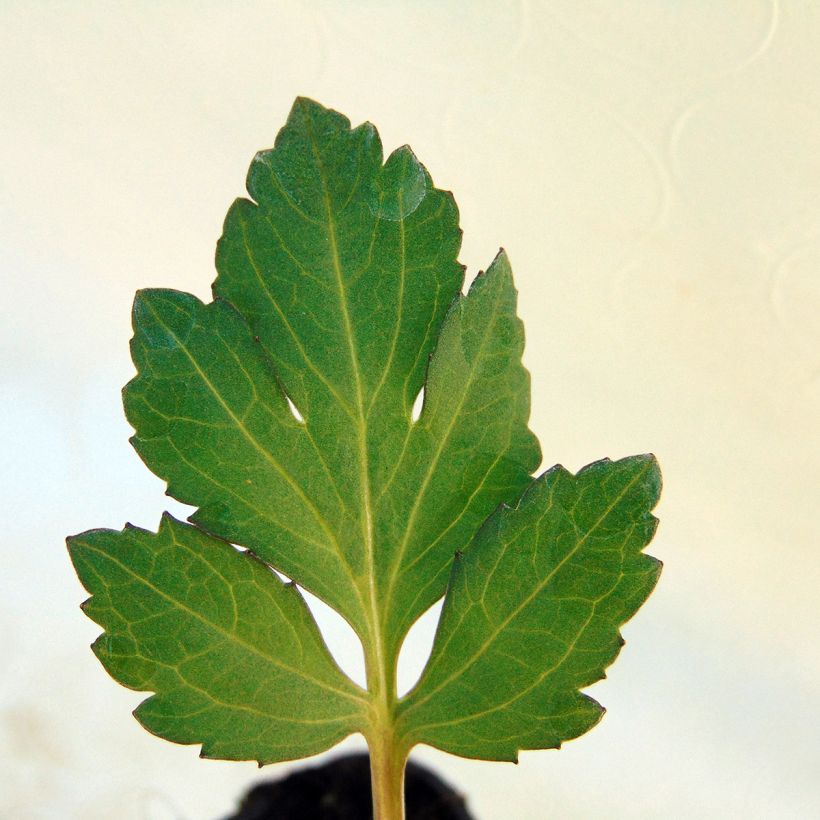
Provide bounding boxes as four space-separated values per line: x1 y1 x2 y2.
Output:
2 2 818 818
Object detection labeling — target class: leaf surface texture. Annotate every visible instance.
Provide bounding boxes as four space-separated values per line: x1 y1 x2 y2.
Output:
69 98 661 766
397 455 661 760
68 515 366 763
125 98 540 653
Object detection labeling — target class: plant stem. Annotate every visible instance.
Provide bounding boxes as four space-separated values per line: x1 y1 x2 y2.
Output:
369 721 407 820
365 623 407 820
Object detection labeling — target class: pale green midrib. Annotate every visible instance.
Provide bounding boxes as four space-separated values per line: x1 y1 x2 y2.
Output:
404 561 634 736
97 519 364 708
381 273 507 643
134 646 363 728
76 539 367 705
139 299 349 564
372 281 443 507
298 101 388 705
398 462 651 721
231 213 351 517
400 445 506 583
392 450 507 637
236 215 356 421
161 435 343 569
235 213 372 625
138 297 371 632
368 200 451 507
365 188 405 418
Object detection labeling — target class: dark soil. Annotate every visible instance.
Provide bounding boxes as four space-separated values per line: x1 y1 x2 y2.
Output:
224 753 474 819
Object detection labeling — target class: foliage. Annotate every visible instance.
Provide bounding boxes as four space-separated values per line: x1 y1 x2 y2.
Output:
68 98 661 818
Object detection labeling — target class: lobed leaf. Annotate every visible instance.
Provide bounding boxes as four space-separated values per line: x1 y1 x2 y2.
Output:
398 455 662 761
125 97 540 653
69 98 661 775
68 514 366 764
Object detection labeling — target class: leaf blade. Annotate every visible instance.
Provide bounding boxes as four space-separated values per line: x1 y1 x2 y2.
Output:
209 99 467 638
124 289 367 631
68 514 366 764
397 455 662 761
377 250 541 650
128 97 538 656
70 98 663 773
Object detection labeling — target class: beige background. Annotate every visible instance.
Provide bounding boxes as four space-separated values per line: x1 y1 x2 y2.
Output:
2 2 819 818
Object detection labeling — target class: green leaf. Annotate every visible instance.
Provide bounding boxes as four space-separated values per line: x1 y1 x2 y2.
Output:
67 514 366 763
125 96 540 659
397 455 662 761
69 96 662 793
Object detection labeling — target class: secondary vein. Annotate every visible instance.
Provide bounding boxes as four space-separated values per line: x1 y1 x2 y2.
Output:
400 462 651 718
